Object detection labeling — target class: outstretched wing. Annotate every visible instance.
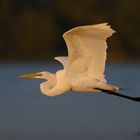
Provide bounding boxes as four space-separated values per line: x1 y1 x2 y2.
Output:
63 23 115 83
54 56 68 68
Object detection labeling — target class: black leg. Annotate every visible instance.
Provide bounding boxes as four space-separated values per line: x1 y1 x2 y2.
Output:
95 88 140 102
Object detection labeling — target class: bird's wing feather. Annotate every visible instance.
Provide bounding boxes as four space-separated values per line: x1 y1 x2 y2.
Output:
63 23 115 83
54 56 68 67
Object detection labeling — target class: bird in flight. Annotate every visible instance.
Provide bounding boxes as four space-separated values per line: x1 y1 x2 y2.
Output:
19 23 140 102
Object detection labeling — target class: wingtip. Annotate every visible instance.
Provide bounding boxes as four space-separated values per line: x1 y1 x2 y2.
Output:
97 22 116 33
63 22 116 38
54 57 58 60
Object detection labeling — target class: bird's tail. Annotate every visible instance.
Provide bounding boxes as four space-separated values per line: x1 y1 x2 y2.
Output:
98 83 121 91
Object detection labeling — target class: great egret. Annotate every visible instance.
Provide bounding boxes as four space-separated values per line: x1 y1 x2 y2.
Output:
19 23 140 102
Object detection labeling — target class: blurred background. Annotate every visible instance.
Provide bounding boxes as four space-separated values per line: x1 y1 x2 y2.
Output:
0 0 140 61
0 0 140 140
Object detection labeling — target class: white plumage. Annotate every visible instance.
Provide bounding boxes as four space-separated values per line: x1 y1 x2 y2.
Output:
19 23 140 102
54 56 68 68
63 23 115 83
20 23 118 96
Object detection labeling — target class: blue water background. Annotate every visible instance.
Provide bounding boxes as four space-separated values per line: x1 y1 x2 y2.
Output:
0 62 140 140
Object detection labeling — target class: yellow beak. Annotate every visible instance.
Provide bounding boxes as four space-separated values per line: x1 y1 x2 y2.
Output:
19 73 42 78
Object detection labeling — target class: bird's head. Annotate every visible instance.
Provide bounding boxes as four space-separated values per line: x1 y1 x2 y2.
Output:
19 71 57 96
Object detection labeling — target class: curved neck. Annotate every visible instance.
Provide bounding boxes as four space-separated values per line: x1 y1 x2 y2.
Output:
40 82 70 97
40 70 71 96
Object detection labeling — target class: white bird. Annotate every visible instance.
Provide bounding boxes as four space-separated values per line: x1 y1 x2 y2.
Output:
19 23 140 102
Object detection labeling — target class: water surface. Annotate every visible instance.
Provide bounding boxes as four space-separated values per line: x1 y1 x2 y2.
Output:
0 62 140 140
